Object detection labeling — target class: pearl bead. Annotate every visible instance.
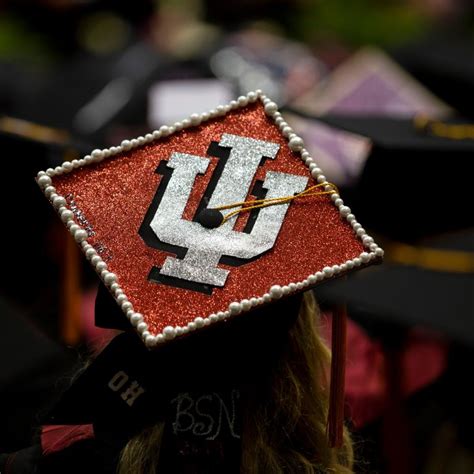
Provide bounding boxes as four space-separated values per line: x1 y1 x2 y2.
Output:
375 248 384 257
194 317 204 328
289 136 304 152
229 302 242 315
158 126 169 136
130 313 143 325
121 140 132 150
346 214 356 223
334 198 343 206
362 236 374 245
44 186 56 197
121 301 133 312
130 139 139 148
308 274 317 284
103 272 117 285
37 175 52 187
323 266 334 277
137 137 146 146
188 322 197 331
137 322 148 333
156 334 165 344
310 168 322 179
96 261 107 272
247 92 257 102
262 293 271 303
153 130 161 139
339 206 351 217
353 257 362 266
74 229 87 242
210 314 218 323
203 318 211 326
190 113 201 125
264 102 278 115
316 175 327 184
282 285 291 295
62 161 73 171
60 209 74 222
238 96 248 106
145 133 153 142
52 196 66 209
176 326 185 335
352 222 362 231
331 193 340 202
91 149 103 160
270 285 283 299
360 252 371 263
255 89 263 95
116 294 127 304
145 335 156 347
217 311 226 320
85 248 96 259
345 260 354 269
181 118 191 127
69 223 80 233
356 228 366 237
369 243 378 251
201 112 210 121
275 118 285 126
241 299 252 311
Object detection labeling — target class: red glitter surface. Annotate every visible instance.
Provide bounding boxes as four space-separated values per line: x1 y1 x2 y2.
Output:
53 102 365 335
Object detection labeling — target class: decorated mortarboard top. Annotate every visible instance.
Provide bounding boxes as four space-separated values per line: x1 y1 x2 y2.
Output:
36 90 383 348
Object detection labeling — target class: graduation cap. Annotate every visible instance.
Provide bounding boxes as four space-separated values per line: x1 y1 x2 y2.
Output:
393 33 474 120
36 90 382 348
315 228 474 347
316 115 474 242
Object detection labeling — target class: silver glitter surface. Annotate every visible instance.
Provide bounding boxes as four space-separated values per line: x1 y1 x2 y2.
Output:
149 134 308 287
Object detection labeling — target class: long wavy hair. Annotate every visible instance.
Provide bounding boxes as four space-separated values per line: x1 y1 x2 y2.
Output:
118 292 353 473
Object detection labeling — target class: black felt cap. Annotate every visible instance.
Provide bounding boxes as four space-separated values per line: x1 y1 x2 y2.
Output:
393 33 474 120
318 115 474 241
314 228 474 346
47 292 303 432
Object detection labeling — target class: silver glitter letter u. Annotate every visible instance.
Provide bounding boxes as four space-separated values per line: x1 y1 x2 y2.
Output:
149 134 308 287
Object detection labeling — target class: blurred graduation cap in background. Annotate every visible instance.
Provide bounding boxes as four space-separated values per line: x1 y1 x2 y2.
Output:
0 297 75 452
1 117 92 344
315 115 474 242
306 113 474 340
393 33 474 121
315 228 474 347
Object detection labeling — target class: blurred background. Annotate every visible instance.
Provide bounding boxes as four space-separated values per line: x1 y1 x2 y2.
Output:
1 0 473 472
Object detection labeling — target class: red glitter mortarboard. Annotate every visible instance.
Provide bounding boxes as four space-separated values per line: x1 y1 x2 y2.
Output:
37 91 383 348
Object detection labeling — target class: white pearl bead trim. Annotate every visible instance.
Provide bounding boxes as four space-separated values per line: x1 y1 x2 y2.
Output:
36 90 383 348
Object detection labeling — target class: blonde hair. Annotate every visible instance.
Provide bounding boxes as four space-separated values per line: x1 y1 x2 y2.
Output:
118 292 353 473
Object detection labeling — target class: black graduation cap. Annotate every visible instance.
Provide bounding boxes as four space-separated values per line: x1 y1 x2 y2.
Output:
393 33 474 120
46 291 303 434
315 228 474 347
316 115 474 242
0 297 74 451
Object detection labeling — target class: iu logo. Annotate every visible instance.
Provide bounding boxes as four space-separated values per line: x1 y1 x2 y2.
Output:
139 134 308 294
